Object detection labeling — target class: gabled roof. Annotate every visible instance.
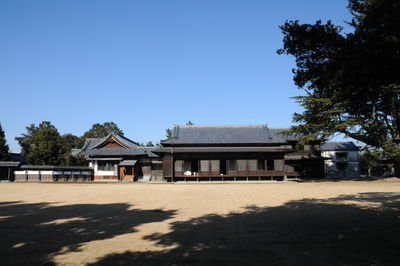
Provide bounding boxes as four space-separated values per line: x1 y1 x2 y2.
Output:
9 153 27 164
161 125 296 145
84 132 141 150
321 142 359 151
79 132 157 157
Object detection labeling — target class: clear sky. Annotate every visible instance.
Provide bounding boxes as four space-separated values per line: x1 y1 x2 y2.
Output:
1 0 353 152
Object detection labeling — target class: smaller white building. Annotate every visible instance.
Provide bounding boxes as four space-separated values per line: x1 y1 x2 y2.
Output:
321 142 360 178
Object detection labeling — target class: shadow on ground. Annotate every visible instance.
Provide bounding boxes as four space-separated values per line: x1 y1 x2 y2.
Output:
88 192 400 266
0 201 176 266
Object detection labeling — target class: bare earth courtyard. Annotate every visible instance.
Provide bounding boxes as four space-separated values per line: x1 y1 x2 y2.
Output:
1 180 400 266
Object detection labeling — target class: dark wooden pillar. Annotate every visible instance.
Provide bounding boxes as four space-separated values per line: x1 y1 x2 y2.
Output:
171 150 174 182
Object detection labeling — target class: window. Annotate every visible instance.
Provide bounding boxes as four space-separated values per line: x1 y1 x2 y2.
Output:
200 160 209 171
337 163 348 171
98 161 117 171
274 160 283 171
199 160 220 172
211 160 220 171
227 159 267 172
248 160 257 171
336 153 348 160
175 160 183 172
237 160 247 171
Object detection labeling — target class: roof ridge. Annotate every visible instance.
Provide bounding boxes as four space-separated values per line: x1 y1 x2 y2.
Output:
177 124 267 128
326 141 354 143
112 132 141 147
89 132 140 150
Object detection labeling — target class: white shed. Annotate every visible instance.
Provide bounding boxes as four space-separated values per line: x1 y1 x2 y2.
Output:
321 142 360 178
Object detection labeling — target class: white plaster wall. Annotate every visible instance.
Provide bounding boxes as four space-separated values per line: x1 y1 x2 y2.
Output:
322 151 335 159
347 151 359 161
325 161 336 171
97 171 116 176
322 150 359 161
349 162 359 171
93 161 117 176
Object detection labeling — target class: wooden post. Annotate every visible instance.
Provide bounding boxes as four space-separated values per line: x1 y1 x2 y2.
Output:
171 148 174 183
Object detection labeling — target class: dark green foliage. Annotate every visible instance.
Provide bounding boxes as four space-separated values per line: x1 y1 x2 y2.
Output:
82 122 123 138
61 133 81 150
60 133 87 166
15 122 63 165
165 128 173 139
63 154 88 166
146 141 155 147
359 150 379 176
278 0 400 174
0 123 10 161
15 121 126 166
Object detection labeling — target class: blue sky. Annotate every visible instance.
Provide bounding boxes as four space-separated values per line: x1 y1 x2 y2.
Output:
1 0 353 152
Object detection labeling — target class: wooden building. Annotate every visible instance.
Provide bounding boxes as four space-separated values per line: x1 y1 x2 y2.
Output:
79 132 162 181
153 125 326 182
0 162 21 181
0 153 27 181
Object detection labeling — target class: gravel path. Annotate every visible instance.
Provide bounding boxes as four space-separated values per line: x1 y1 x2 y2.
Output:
1 180 399 265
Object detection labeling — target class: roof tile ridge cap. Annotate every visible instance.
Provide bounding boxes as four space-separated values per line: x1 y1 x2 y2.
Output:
173 125 179 138
81 140 91 151
113 132 140 147
262 125 274 138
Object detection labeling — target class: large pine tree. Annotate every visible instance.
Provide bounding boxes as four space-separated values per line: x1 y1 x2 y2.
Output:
278 0 400 174
0 123 10 161
15 122 63 165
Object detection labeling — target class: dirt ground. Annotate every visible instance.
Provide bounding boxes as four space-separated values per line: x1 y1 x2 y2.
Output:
1 179 400 266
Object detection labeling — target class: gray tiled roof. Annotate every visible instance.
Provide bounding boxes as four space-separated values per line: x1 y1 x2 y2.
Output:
10 153 27 164
144 148 159 158
321 142 359 151
268 128 300 141
80 147 147 156
20 165 92 170
161 125 295 144
79 132 155 156
80 138 102 151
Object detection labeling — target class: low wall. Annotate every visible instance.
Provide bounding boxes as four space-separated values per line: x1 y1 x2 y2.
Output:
13 166 93 182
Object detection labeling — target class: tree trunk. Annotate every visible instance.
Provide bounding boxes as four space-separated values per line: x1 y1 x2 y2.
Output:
394 160 400 178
